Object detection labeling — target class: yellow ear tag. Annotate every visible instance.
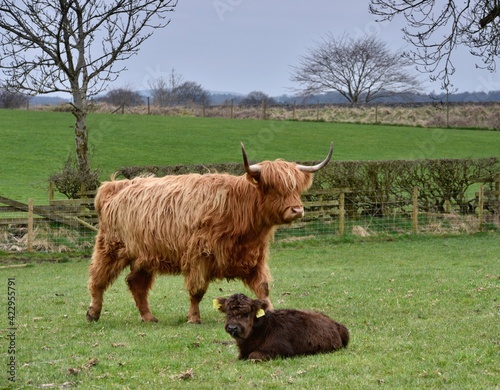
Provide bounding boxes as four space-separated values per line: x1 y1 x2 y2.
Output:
256 309 265 318
213 299 221 310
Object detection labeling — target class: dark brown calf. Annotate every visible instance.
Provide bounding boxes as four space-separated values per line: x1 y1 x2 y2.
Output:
214 293 349 360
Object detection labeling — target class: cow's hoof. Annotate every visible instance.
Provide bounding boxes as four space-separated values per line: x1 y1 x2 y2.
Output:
86 311 100 322
141 315 159 323
187 318 202 324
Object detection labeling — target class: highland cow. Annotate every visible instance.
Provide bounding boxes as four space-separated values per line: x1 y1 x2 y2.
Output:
215 293 349 360
86 143 333 324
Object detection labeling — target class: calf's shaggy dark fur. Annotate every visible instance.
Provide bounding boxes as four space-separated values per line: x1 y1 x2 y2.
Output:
215 293 349 360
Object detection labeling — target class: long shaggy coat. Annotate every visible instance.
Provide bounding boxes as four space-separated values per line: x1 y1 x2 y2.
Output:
86 158 315 323
216 293 349 360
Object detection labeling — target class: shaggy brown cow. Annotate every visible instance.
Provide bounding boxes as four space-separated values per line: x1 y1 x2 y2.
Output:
215 293 349 360
86 143 332 324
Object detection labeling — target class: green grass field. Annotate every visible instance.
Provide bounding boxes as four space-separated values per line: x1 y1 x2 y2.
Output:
1 110 499 388
0 234 498 389
1 109 500 202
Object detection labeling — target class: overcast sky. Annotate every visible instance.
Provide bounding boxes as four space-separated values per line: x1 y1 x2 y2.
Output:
118 1 499 97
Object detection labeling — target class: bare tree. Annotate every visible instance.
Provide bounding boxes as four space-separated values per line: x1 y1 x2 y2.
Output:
0 89 29 108
149 76 170 107
100 87 145 108
239 91 276 106
290 33 421 103
172 81 211 106
0 0 177 179
149 69 210 107
369 1 500 89
149 68 183 107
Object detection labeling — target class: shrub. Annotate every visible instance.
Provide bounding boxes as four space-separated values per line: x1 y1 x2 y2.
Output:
313 158 500 215
49 153 100 199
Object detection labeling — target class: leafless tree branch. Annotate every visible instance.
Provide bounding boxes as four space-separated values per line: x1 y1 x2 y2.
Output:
0 0 177 179
290 33 422 103
369 0 500 90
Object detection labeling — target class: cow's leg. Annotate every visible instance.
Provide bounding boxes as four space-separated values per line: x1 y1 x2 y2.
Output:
247 351 274 361
126 267 158 322
184 262 210 324
86 237 129 322
187 288 208 324
244 262 273 310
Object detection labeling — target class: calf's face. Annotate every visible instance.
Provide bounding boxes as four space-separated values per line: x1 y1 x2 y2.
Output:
214 294 268 341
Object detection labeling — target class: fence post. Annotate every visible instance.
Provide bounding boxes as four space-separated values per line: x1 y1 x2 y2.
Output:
412 187 419 233
478 185 484 230
261 99 266 120
495 173 500 201
49 181 55 202
147 97 151 115
80 183 88 215
230 99 234 119
375 105 378 124
27 198 34 252
339 191 345 236
293 100 296 120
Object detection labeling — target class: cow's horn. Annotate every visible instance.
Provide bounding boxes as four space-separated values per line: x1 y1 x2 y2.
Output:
296 143 334 173
241 142 261 174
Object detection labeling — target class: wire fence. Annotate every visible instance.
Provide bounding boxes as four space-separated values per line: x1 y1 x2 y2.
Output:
1 186 498 253
32 100 500 129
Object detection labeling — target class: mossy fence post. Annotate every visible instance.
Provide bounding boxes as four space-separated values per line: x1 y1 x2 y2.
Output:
339 191 345 236
412 187 419 233
478 185 484 230
49 181 55 202
27 198 34 252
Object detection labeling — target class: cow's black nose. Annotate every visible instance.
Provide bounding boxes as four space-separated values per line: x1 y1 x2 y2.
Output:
226 324 238 336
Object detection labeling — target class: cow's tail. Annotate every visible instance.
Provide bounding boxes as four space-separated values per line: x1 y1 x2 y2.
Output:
337 322 350 348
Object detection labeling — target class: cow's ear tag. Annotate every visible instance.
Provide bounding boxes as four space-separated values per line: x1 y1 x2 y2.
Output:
256 309 265 318
213 299 222 310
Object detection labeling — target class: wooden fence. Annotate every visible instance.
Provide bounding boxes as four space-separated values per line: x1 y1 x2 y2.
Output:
1 182 499 252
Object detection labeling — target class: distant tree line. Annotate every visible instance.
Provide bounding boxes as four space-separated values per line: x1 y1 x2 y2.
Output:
4 86 500 110
0 89 29 108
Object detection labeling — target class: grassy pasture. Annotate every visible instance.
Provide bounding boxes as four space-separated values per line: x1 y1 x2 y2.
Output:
0 234 499 389
1 109 500 202
1 109 499 388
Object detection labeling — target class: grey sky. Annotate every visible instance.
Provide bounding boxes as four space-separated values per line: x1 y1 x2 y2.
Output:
119 1 499 96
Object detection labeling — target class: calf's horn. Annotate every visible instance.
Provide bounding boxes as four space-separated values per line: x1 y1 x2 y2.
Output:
296 143 334 173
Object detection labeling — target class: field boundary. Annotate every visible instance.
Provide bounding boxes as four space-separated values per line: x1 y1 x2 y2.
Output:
1 180 499 252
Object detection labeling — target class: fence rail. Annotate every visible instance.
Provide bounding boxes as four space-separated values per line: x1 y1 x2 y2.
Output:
1 181 499 252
